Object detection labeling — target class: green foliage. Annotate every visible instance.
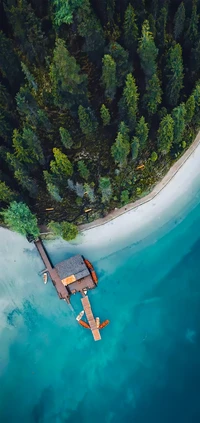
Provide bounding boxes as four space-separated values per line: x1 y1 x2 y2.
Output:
151 151 158 162
53 0 83 26
156 7 168 48
78 106 98 136
185 95 195 124
1 201 39 238
84 183 95 203
136 117 149 149
123 4 138 51
78 161 89 180
172 104 186 145
12 127 44 165
102 54 117 99
138 20 158 80
111 122 130 165
165 44 184 107
43 172 62 202
50 148 73 178
120 73 139 130
0 181 16 203
77 0 105 53
108 42 131 87
143 73 162 115
182 141 186 149
185 0 199 45
59 127 73 149
21 62 38 91
99 177 112 203
174 2 185 40
50 38 88 109
16 87 50 130
100 104 111 126
148 14 156 38
120 190 129 205
48 220 78 241
158 114 174 155
0 31 21 85
131 136 140 160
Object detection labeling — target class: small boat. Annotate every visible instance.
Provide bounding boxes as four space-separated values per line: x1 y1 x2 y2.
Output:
83 288 87 295
99 319 110 330
84 258 98 284
96 317 100 328
43 272 48 284
76 310 84 322
78 319 90 329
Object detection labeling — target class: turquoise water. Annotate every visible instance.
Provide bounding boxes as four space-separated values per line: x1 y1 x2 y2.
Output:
1 189 200 422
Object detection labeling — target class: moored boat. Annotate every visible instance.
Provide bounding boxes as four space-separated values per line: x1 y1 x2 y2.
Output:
76 310 84 321
99 320 110 330
43 272 48 284
78 319 90 329
84 258 98 284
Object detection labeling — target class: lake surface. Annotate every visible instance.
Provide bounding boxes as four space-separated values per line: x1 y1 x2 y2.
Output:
1 184 200 422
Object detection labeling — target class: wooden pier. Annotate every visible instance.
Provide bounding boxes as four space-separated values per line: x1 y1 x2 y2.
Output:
34 239 70 303
81 296 101 341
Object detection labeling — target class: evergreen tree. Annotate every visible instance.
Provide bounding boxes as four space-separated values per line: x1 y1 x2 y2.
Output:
16 87 50 130
158 114 174 155
0 31 21 86
174 2 185 40
14 169 38 197
0 83 15 140
0 181 16 203
59 127 73 149
100 104 111 126
185 0 199 46
12 127 44 165
78 106 98 136
21 62 38 91
136 117 149 149
48 220 78 241
185 95 195 124
78 161 90 180
102 54 117 99
45 182 62 202
123 4 138 52
77 0 105 54
172 103 186 144
50 38 88 109
1 201 39 238
156 6 168 48
138 20 158 80
53 0 83 26
99 177 112 203
6 0 47 64
84 183 95 203
111 122 130 165
119 74 139 130
50 148 73 178
165 44 184 107
143 73 162 115
148 14 156 38
108 42 131 87
131 136 140 160
120 190 129 205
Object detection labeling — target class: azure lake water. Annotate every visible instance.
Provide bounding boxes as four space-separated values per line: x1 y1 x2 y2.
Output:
1 182 200 422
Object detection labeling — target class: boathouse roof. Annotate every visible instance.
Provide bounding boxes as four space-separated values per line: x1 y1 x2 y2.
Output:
55 254 90 281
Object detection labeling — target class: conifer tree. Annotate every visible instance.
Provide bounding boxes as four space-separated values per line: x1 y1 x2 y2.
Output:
100 104 111 126
138 20 158 80
165 44 184 107
148 14 156 38
156 7 168 48
108 42 131 87
185 0 199 46
0 181 16 203
77 0 105 54
111 122 130 165
0 31 21 86
172 103 186 144
50 148 73 178
99 177 112 203
158 115 174 155
59 128 73 149
131 136 140 160
78 161 90 180
102 54 117 99
136 117 149 149
53 0 83 26
143 73 162 115
14 169 38 197
123 4 138 52
12 127 44 165
1 201 39 238
174 2 185 40
185 95 195 124
120 74 139 130
21 62 38 91
78 106 98 136
50 38 88 109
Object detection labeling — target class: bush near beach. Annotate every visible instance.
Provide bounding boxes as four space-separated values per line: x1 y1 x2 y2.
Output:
0 0 200 237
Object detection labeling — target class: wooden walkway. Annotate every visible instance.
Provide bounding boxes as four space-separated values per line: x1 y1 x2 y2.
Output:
81 296 101 341
34 239 70 303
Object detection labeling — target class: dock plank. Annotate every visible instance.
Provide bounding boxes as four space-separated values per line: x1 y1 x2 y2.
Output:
81 296 101 341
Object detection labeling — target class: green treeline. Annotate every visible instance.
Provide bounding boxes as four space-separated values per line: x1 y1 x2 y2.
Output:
1 0 200 236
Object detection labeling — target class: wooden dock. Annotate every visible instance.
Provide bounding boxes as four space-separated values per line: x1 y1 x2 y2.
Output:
81 296 101 341
34 239 70 303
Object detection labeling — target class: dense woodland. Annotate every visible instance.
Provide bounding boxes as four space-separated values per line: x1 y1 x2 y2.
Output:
1 0 200 239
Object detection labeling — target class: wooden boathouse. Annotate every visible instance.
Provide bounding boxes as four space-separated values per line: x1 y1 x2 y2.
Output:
34 238 105 341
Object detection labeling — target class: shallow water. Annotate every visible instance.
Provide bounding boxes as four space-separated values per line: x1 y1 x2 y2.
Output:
1 187 200 422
